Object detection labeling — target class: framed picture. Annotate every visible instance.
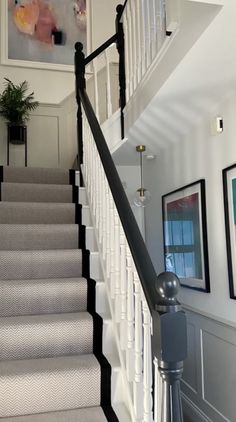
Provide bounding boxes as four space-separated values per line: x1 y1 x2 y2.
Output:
162 180 210 292
222 164 236 300
1 0 91 72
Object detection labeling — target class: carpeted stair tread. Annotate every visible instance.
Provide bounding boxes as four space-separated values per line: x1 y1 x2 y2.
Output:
0 354 101 417
1 166 72 185
0 406 108 422
0 202 76 224
0 224 79 250
0 278 88 317
0 312 93 360
1 183 74 203
0 249 83 280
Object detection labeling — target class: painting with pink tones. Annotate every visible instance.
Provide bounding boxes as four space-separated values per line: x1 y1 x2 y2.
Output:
7 0 87 67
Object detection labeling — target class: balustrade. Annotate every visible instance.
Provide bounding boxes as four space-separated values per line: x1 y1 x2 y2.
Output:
74 3 187 418
121 0 167 100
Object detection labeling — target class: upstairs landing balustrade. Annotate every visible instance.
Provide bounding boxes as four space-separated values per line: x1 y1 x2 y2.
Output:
121 0 168 102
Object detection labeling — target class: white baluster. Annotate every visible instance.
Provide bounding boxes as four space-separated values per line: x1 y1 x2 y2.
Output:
114 209 121 322
135 0 142 84
146 0 152 68
120 226 127 350
126 245 135 382
109 197 116 299
142 299 153 422
123 10 130 101
133 268 143 420
105 188 110 278
141 0 147 76
105 49 113 118
150 0 158 60
126 3 133 98
102 175 107 262
92 58 100 122
154 356 162 422
129 0 137 92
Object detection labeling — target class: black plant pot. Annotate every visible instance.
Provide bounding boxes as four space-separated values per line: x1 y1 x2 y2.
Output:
8 124 27 145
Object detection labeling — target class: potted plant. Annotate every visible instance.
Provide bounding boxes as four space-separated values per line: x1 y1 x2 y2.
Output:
0 78 39 144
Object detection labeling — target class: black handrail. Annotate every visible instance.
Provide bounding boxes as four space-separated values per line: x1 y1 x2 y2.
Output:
79 87 158 312
85 34 118 66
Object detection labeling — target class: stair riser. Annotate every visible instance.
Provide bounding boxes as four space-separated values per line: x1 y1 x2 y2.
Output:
79 188 88 205
86 227 97 252
90 252 103 280
0 314 93 360
82 206 92 226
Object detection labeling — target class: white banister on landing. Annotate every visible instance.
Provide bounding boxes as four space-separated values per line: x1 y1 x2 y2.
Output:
122 0 167 102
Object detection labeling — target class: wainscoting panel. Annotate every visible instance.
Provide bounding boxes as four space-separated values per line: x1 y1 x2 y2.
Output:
182 322 198 394
28 115 59 168
182 308 236 422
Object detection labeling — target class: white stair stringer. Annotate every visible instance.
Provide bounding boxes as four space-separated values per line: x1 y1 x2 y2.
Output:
80 168 133 421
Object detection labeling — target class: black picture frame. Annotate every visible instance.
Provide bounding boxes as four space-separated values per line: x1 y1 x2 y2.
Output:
162 179 210 292
222 164 236 300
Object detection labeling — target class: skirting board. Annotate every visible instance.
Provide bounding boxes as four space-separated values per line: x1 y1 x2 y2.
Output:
182 393 212 422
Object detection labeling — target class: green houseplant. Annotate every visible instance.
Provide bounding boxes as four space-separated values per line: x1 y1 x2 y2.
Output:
0 78 39 144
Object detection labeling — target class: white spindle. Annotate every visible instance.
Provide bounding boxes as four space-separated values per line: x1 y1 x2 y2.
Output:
123 10 130 102
126 245 135 382
142 299 153 422
141 0 147 76
154 356 162 422
133 269 143 419
120 226 127 350
93 58 100 122
114 209 121 322
127 3 133 98
105 49 113 118
105 185 111 277
109 197 116 299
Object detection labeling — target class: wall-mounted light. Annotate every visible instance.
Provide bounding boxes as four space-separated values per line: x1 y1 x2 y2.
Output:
134 145 151 207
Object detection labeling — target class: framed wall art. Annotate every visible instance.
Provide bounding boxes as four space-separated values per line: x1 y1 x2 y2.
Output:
223 163 236 300
1 0 91 72
162 180 210 292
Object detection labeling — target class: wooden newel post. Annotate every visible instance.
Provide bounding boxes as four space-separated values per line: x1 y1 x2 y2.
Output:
74 42 86 166
152 272 187 422
116 4 126 139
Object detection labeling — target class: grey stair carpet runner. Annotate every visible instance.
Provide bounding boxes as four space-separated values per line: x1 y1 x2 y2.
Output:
0 166 118 422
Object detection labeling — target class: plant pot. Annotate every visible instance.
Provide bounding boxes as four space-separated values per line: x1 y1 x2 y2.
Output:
8 124 27 145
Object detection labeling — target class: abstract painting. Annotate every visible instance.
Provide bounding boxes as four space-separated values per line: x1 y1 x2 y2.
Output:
223 164 236 299
162 180 210 292
2 0 88 69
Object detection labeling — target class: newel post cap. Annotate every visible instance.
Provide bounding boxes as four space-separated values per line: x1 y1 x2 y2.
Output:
155 271 181 310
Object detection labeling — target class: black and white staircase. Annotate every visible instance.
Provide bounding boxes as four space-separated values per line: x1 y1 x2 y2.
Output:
0 166 122 422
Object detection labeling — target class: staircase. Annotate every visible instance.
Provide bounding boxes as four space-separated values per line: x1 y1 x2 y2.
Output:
0 165 119 422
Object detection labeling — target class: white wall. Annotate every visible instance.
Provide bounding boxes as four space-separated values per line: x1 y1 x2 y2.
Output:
143 89 236 422
145 91 236 324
